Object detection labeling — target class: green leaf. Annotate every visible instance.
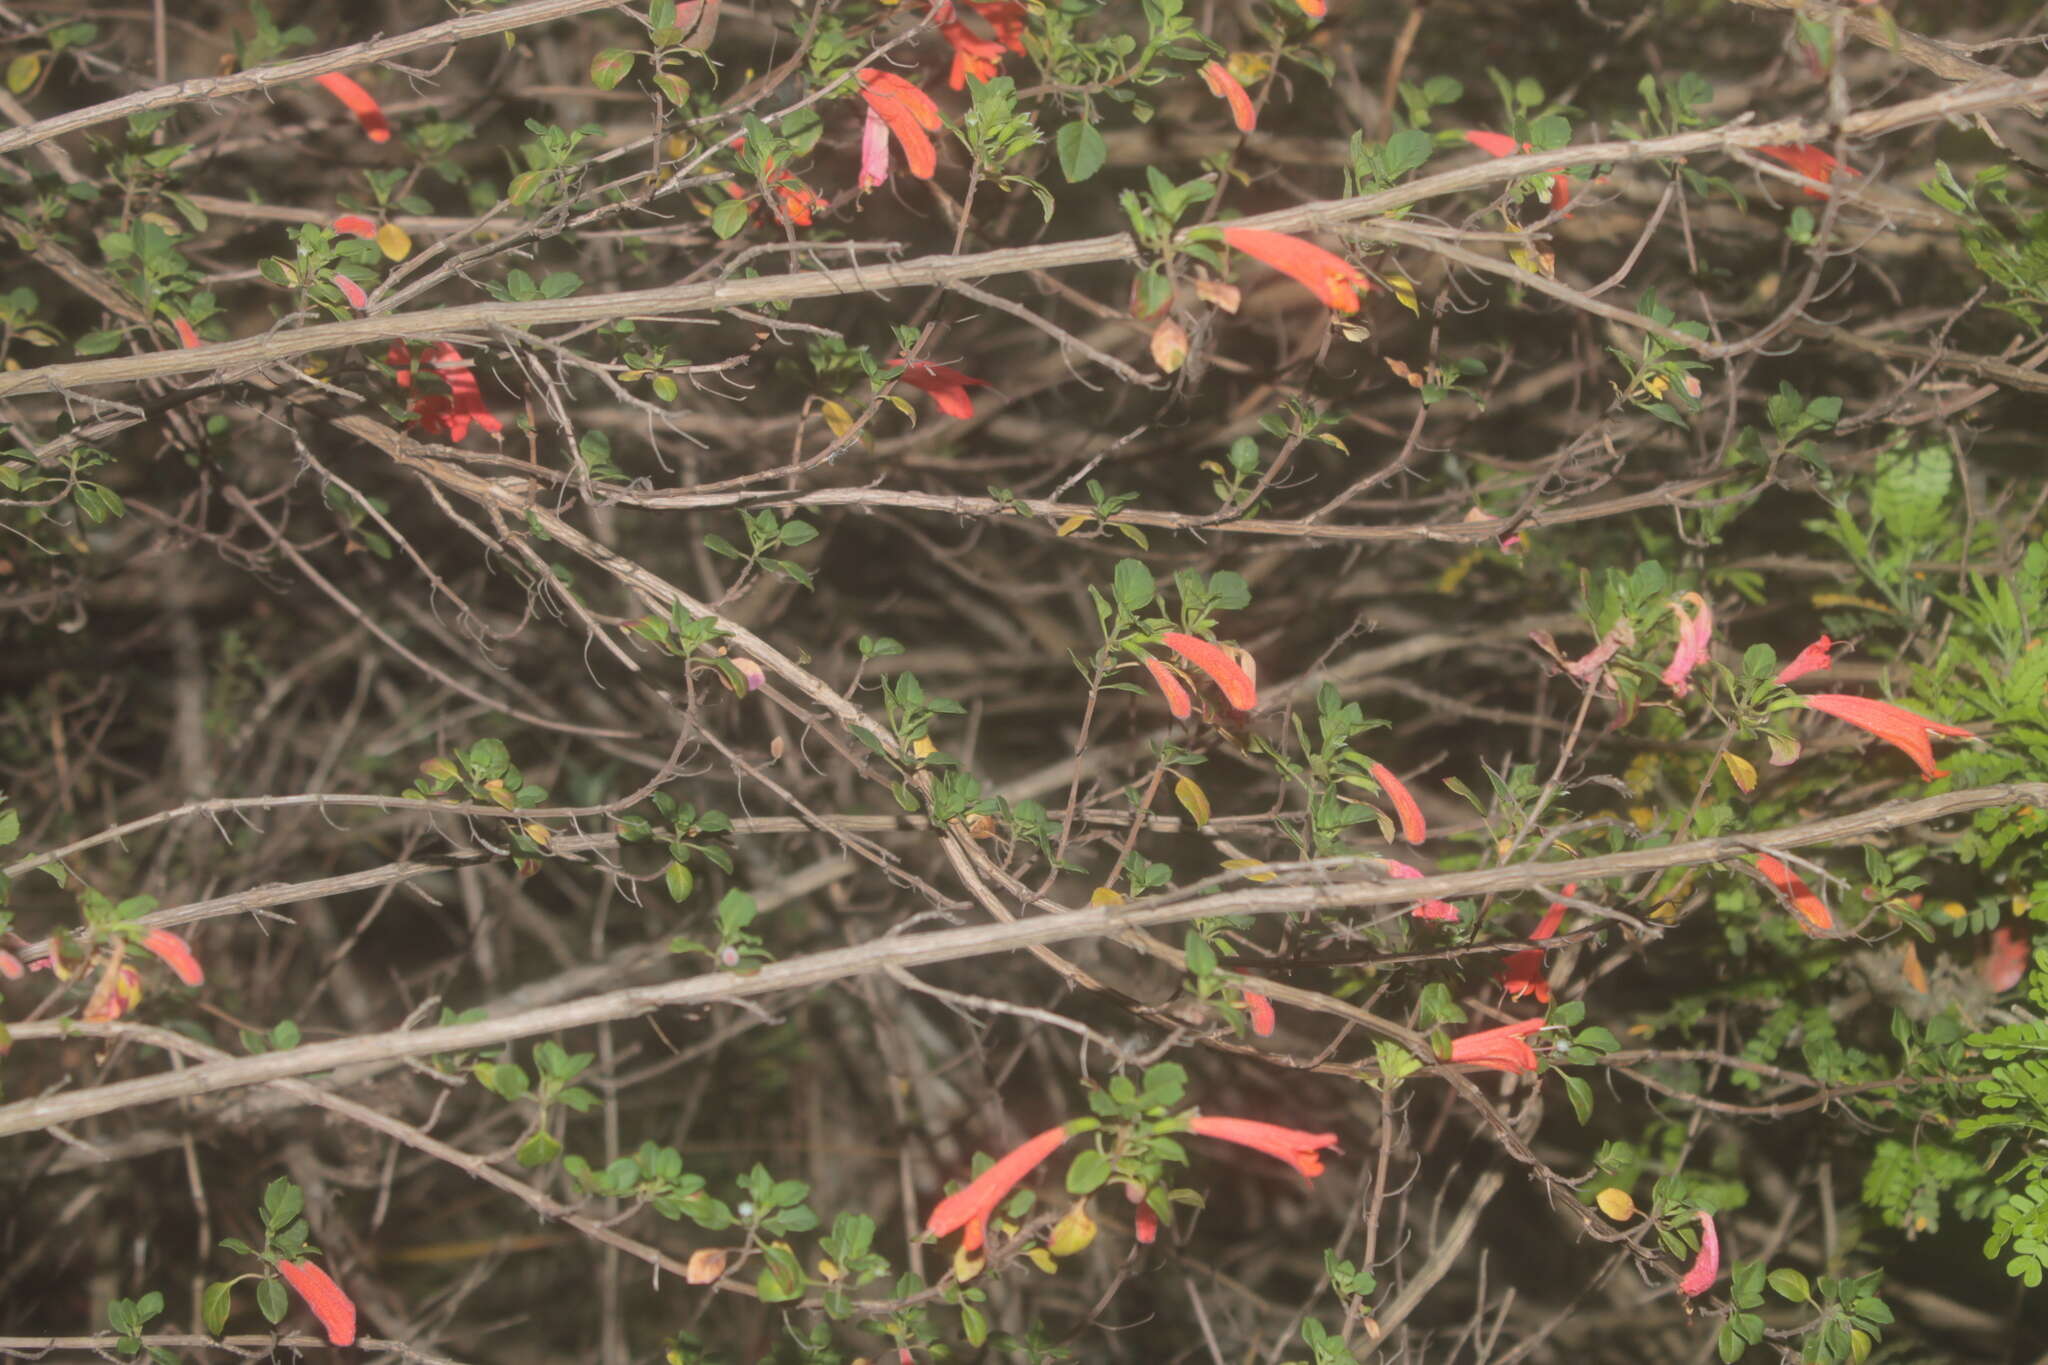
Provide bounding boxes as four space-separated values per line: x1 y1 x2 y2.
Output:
201 1282 233 1336
590 48 636 91
6 53 41 94
1113 558 1154 611
1769 1267 1812 1303
664 859 694 903
1056 121 1107 183
710 196 751 239
75 329 125 356
1562 1072 1594 1124
517 1130 563 1166
255 1276 287 1326
1065 1148 1112 1194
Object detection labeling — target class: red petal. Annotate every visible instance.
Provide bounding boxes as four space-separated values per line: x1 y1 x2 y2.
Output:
1222 228 1369 313
1463 129 1523 159
142 929 204 986
1159 632 1257 711
332 215 378 238
1754 855 1835 933
1368 762 1425 843
276 1259 357 1346
1142 658 1193 720
313 72 392 143
1201 62 1257 134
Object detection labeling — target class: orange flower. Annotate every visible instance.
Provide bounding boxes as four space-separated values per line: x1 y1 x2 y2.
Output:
1499 885 1574 1002
1801 693 1974 781
934 2 1028 90
1660 591 1714 698
1241 989 1275 1036
1754 855 1834 934
1757 144 1856 198
332 214 377 239
1384 858 1458 922
1678 1211 1719 1297
1223 228 1370 313
1982 925 2030 993
857 70 942 180
1159 632 1257 712
141 929 203 986
172 318 201 349
1776 634 1835 684
1448 1017 1543 1073
1143 657 1193 720
313 72 392 143
1464 129 1523 158
276 1258 357 1347
893 359 986 418
1292 0 1327 15
0 949 22 980
927 1124 1077 1251
1187 1115 1338 1178
1369 762 1425 843
1201 62 1256 133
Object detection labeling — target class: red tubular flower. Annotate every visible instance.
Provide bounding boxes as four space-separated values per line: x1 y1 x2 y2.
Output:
141 929 203 986
1384 858 1458 922
1660 592 1714 698
1802 693 1974 781
277 1258 357 1346
1158 632 1257 712
1464 129 1523 159
1678 1211 1720 1297
1369 762 1425 844
313 72 392 143
1133 1202 1158 1243
333 214 377 239
1201 62 1256 133
1776 635 1835 684
1448 1017 1543 1073
392 342 504 443
1499 885 1574 1002
334 275 368 310
1757 144 1856 197
1242 989 1276 1037
172 318 201 349
934 2 1027 89
927 1124 1077 1251
1754 855 1834 934
1223 227 1371 313
1983 925 2030 993
1143 657 1193 720
1187 1115 1338 1178
894 359 986 418
857 70 942 180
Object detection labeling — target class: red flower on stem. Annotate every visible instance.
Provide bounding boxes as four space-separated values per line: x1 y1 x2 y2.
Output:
1754 855 1835 934
1223 228 1371 313
1801 693 1974 781
1158 632 1257 712
1384 858 1458 922
1757 144 1856 198
333 275 368 310
857 70 942 180
313 72 392 143
1448 1017 1543 1073
141 929 203 986
1463 129 1571 214
1187 1115 1339 1178
1776 634 1835 684
894 359 986 419
1201 62 1256 133
277 1258 357 1346
1142 657 1193 720
1499 885 1575 1003
332 214 377 239
390 342 504 443
172 318 201 349
1678 1211 1720 1297
1241 989 1276 1037
1369 762 1425 843
927 1124 1079 1251
935 2 1027 91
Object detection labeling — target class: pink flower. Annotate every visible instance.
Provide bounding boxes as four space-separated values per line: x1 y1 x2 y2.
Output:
1983 925 2030 993
1776 635 1835 684
1369 762 1425 843
1187 1115 1338 1178
1754 855 1834 934
1201 62 1256 133
1385 858 1457 922
927 1124 1077 1251
1801 693 1974 781
1158 632 1257 713
276 1258 357 1346
1678 1211 1720 1297
1660 592 1714 698
1448 1017 1543 1073
141 929 204 986
894 359 986 419
858 107 892 190
1242 989 1275 1037
1499 885 1574 1003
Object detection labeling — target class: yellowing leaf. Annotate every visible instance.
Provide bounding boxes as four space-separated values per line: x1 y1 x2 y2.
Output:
1056 514 1088 537
1385 274 1420 316
6 53 42 95
911 735 937 759
820 399 855 439
1221 858 1274 883
1437 547 1484 595
1226 52 1273 83
1901 941 1928 994
1150 317 1189 374
1721 751 1757 794
952 1243 985 1283
376 222 413 261
1174 775 1211 827
1941 900 1968 920
1090 886 1126 907
1193 277 1240 313
1650 902 1680 923
1810 592 1895 615
1047 1203 1097 1257
1025 1246 1059 1274
1596 1187 1636 1221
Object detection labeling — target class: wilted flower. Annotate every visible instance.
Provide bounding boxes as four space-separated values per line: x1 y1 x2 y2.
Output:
1158 632 1257 712
276 1257 358 1346
1368 762 1425 844
1201 62 1256 133
893 359 986 418
858 107 892 190
1498 885 1575 1002
1222 228 1371 314
1187 1115 1339 1178
1384 858 1458 922
1660 592 1714 698
1754 855 1834 934
1801 693 1974 781
313 72 391 143
857 70 942 180
141 929 204 986
927 1124 1078 1251
1776 635 1835 684
82 964 143 1022
1678 1211 1720 1297
1447 1017 1543 1073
